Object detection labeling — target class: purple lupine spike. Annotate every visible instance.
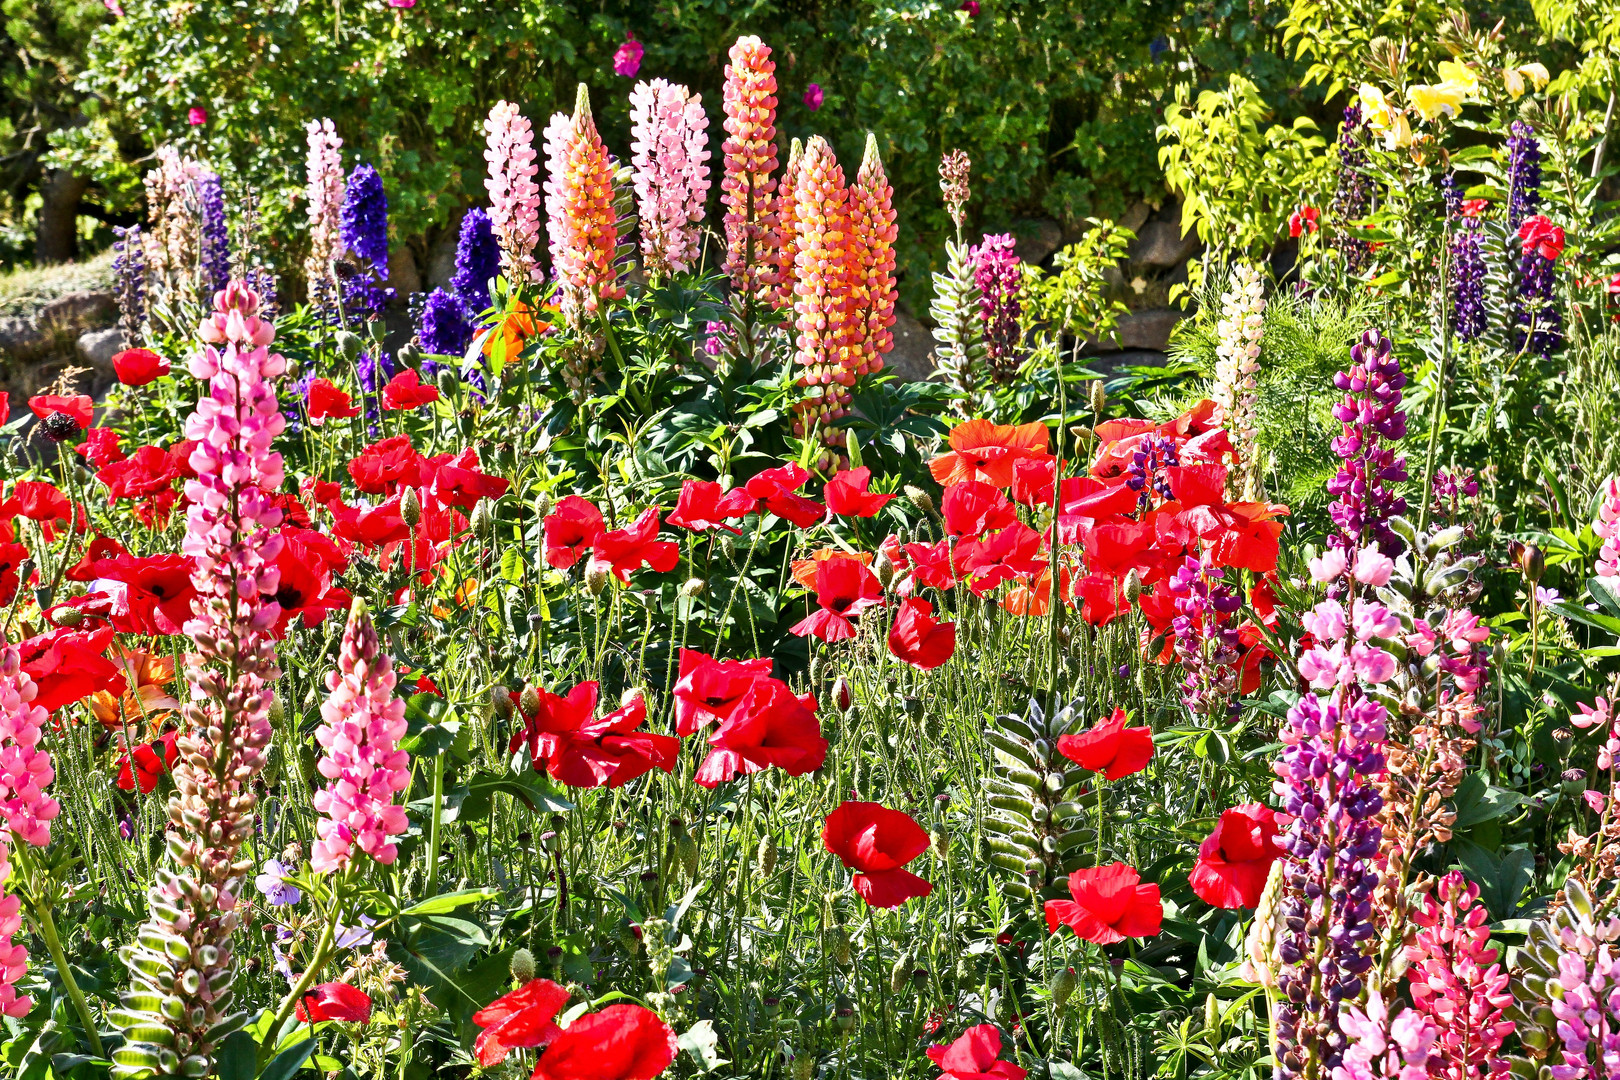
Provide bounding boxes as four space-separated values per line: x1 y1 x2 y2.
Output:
1444 174 1487 342
1168 555 1244 721
1331 105 1372 275
112 224 147 347
339 163 394 321
1506 120 1541 232
196 171 231 294
1326 329 1408 556
970 233 1023 383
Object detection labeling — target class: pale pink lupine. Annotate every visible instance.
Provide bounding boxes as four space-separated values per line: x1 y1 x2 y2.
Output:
0 646 59 849
1298 597 1400 687
311 602 411 873
1333 992 1440 1080
543 84 625 326
115 281 286 1074
1402 872 1514 1080
1596 475 1620 581
483 100 544 284
0 842 28 1018
720 35 781 300
628 78 711 278
304 119 345 288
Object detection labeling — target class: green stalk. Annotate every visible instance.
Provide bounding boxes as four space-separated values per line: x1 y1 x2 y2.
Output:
425 750 447 897
259 867 351 1067
25 872 104 1058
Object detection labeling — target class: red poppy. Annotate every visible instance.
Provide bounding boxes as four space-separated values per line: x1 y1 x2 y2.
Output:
307 378 361 423
89 552 198 635
427 449 510 509
0 392 8 426
960 521 1046 595
349 436 425 494
1055 707 1152 780
544 496 605 569
714 463 826 527
76 427 125 469
671 649 773 736
98 445 182 501
930 419 1050 488
381 368 441 410
1518 214 1565 261
29 393 93 429
590 508 679 583
116 730 180 794
927 1024 1028 1080
1190 803 1281 909
667 480 743 534
1288 205 1319 238
0 540 27 606
789 555 884 642
1 481 84 540
822 800 933 907
904 538 967 592
17 625 127 711
294 982 373 1024
1044 862 1163 944
329 498 412 547
473 978 571 1066
530 1003 677 1080
695 677 827 787
824 467 896 518
267 529 352 636
888 598 956 670
112 348 171 386
941 481 1019 539
508 682 680 789
1460 198 1490 218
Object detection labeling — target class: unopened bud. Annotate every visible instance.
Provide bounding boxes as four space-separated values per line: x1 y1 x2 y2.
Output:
533 491 553 519
268 693 285 726
335 330 363 361
929 828 949 856
890 952 913 994
490 685 514 721
400 486 422 528
832 677 854 714
470 498 494 534
1090 379 1108 414
756 834 778 876
904 485 935 515
791 1054 816 1080
51 606 84 628
436 366 460 395
845 428 863 471
681 577 705 598
1521 543 1546 584
510 948 536 983
397 342 421 368
1204 993 1221 1035
585 561 610 595
1123 568 1143 602
1051 966 1078 1008
518 685 542 718
874 552 895 588
620 686 645 709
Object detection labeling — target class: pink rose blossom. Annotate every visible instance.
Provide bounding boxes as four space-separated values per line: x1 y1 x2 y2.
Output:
188 107 208 126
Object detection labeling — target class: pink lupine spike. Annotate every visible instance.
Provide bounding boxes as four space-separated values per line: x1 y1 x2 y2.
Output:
1596 475 1620 582
0 645 60 849
1402 872 1515 1078
720 35 781 301
304 119 344 290
787 135 854 445
543 83 626 326
0 842 29 1018
311 601 411 873
629 78 711 278
484 100 544 285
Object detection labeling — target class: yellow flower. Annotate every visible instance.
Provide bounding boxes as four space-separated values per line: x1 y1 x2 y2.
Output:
1359 84 1394 130
1409 83 1466 122
1503 68 1526 99
1436 61 1480 98
1519 62 1551 90
1381 112 1414 150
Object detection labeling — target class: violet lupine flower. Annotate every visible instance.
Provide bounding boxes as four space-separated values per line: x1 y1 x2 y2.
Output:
255 859 302 906
970 233 1023 384
1327 329 1408 557
543 84 625 327
196 170 231 295
115 281 286 1076
628 78 711 278
450 207 501 316
339 163 394 321
1330 105 1372 275
1125 434 1179 508
419 288 473 357
311 602 411 874
0 841 28 1018
112 224 147 347
484 101 544 285
1167 555 1243 721
1402 872 1515 1077
1443 172 1487 341
304 119 345 309
1506 120 1541 232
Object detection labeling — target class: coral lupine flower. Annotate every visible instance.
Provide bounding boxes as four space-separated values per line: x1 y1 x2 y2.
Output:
790 554 885 642
310 602 411 873
927 1025 1027 1080
1189 803 1282 908
769 138 804 311
474 978 570 1066
0 646 59 849
543 84 626 326
720 35 781 300
822 800 933 907
531 1004 678 1080
847 133 897 376
789 135 857 438
1045 862 1163 944
116 281 286 1072
628 79 711 277
483 100 544 285
930 419 1050 487
1596 475 1620 582
1056 707 1153 780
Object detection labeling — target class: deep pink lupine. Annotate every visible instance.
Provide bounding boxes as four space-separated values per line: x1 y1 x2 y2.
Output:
115 281 287 1073
0 842 29 1018
1402 872 1514 1079
628 79 711 277
484 100 544 285
0 646 59 849
543 84 625 326
720 35 781 301
311 602 410 873
1596 475 1620 582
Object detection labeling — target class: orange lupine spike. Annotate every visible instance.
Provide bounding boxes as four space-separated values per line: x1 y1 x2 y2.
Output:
543 84 625 327
847 133 897 378
721 36 781 301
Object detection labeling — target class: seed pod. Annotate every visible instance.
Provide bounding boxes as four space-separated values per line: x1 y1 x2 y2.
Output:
834 998 857 1033
510 948 536 983
1050 966 1077 1008
400 486 422 528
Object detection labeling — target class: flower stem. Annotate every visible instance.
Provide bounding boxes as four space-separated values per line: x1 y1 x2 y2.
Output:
426 750 447 897
260 868 349 1067
30 887 104 1058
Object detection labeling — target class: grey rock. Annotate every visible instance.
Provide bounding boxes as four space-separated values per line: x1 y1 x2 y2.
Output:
0 317 46 361
426 214 463 291
387 245 422 301
38 290 116 329
1118 201 1154 234
1129 221 1201 270
884 309 936 383
78 327 125 369
1013 219 1064 266
1084 308 1183 353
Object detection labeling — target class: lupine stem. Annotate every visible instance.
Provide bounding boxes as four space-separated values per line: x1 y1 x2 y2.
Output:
19 851 103 1057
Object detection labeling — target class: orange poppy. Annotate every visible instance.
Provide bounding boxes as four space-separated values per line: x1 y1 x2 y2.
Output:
89 647 180 737
929 419 1050 487
791 547 873 589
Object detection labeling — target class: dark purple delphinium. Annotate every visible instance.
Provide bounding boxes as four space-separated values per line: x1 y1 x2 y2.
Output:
970 233 1023 383
358 349 395 431
196 171 231 295
1168 555 1243 721
1443 172 1487 341
339 163 394 321
420 288 473 357
246 264 279 321
1326 329 1408 556
1330 105 1372 275
112 225 147 347
1506 120 1541 232
450 207 501 315
283 365 315 432
1125 434 1179 508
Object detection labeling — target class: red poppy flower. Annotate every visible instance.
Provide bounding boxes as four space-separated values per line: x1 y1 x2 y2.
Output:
789 555 884 642
930 419 1050 487
927 1024 1028 1080
1 481 84 540
29 393 93 429
97 446 181 501
1460 198 1490 218
427 449 510 509
589 508 679 584
824 467 896 518
349 436 425 494
1518 214 1565 261
508 682 681 789
329 498 412 547
381 368 440 410
822 800 933 907
0 540 27 606
91 552 198 635
1044 862 1163 944
112 348 171 386
1190 803 1281 909
1055 707 1152 780
294 982 373 1024
474 978 571 1066
888 597 956 670
307 378 361 423
0 392 8 427
267 529 351 635
530 1003 677 1080
75 427 125 470
116 730 180 793
1288 205 1319 238
714 463 826 527
941 481 1019 539
544 496 605 569
960 521 1046 595
17 625 126 711
695 677 827 787
667 479 742 534
904 538 968 592
671 649 773 736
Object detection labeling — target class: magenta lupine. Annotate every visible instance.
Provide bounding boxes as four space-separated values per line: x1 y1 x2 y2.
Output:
1596 476 1620 583
628 78 711 278
0 646 59 849
1334 992 1438 1080
303 119 344 303
1401 872 1514 1079
1328 329 1408 557
1167 554 1243 721
113 281 286 1078
970 233 1024 384
720 35 781 302
0 841 27 1018
484 100 544 285
311 602 411 874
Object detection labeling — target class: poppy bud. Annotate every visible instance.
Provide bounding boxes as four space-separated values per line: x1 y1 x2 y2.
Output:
681 577 705 598
490 685 513 721
585 561 610 595
792 1054 816 1080
398 341 421 367
890 952 913 994
400 486 422 528
929 827 949 856
832 677 854 714
845 428 863 471
756 834 778 876
436 365 460 395
268 693 285 726
1521 543 1545 583
1123 569 1143 602
720 535 736 559
904 485 934 515
532 491 553 519
51 606 83 627
1090 379 1108 414
518 685 541 718
1050 966 1077 1008
335 330 363 360
829 928 852 966
510 948 536 983
874 553 895 588
955 955 976 986
470 498 495 535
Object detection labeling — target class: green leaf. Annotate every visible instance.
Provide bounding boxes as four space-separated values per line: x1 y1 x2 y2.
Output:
402 888 500 915
678 1019 730 1073
214 1029 260 1080
1450 773 1527 828
467 770 575 814
1455 842 1535 920
1548 600 1620 636
260 1037 318 1080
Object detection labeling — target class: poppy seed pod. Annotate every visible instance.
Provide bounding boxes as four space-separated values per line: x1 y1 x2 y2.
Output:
400 486 422 528
42 411 81 442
